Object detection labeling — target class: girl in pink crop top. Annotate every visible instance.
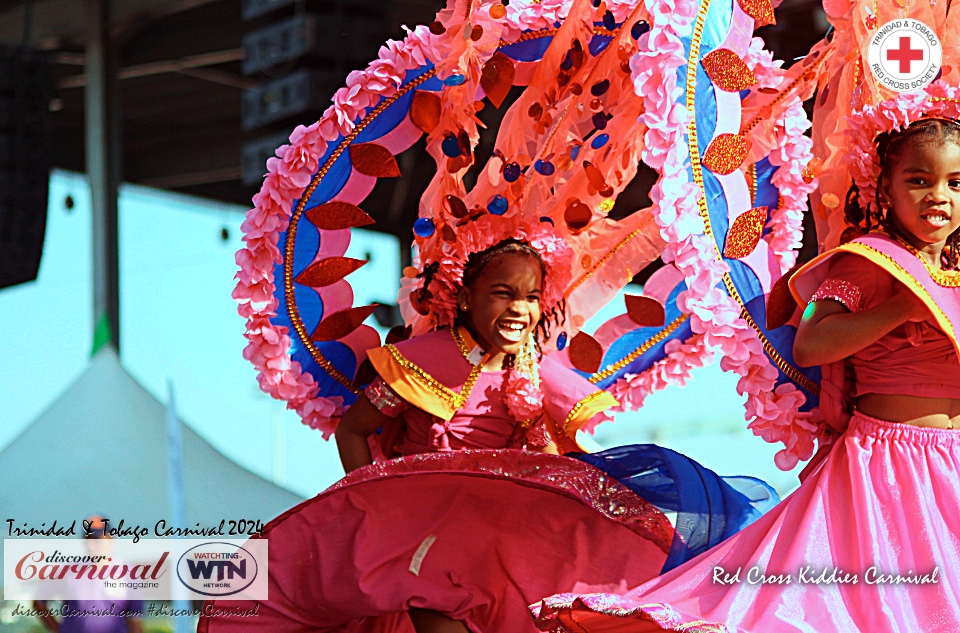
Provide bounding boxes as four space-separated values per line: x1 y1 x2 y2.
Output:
810 254 960 400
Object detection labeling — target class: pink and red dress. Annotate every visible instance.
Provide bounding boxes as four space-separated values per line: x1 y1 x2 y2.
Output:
199 327 776 633
532 232 960 633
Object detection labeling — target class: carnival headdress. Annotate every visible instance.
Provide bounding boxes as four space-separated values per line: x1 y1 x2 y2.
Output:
235 0 831 469
808 0 960 248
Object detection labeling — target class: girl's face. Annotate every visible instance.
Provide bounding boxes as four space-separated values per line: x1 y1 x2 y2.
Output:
457 251 542 358
880 139 960 256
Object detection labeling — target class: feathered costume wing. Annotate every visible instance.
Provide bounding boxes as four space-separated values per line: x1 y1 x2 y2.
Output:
235 0 833 470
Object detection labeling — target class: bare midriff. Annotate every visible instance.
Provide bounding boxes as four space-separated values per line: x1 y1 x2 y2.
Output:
858 393 960 429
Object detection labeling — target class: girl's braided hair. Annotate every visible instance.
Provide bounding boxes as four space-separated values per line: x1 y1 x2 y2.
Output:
843 118 960 269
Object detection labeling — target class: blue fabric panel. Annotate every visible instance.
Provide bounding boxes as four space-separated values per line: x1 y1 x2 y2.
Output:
575 444 779 572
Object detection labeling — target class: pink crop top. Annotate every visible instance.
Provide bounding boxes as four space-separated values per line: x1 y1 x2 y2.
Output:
810 254 960 399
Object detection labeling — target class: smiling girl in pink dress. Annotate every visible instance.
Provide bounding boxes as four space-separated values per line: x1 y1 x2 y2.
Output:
201 230 779 633
532 110 960 633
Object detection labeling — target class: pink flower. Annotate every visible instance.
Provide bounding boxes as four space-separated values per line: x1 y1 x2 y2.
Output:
505 371 544 421
732 355 779 395
298 396 345 438
746 384 819 470
743 37 783 90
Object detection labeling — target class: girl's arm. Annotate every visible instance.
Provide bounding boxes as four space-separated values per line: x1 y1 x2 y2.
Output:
335 394 394 473
793 287 929 367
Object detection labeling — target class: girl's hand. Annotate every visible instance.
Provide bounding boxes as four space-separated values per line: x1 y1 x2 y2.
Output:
888 286 930 323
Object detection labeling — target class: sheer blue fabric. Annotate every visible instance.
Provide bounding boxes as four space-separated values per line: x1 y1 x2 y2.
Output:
573 444 780 572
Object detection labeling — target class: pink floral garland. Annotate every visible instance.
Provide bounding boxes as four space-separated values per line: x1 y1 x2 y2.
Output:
744 38 815 273
233 25 443 437
621 8 820 470
607 334 713 411
502 0 572 42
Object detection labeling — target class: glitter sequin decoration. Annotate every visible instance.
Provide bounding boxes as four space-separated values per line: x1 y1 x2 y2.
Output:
736 0 776 27
723 206 768 259
624 295 666 327
349 143 402 177
534 160 556 175
296 257 368 288
702 133 751 175
765 268 799 330
480 51 515 108
565 200 592 230
591 79 611 96
410 91 441 135
311 305 378 341
569 331 604 374
444 194 468 218
701 49 758 92
591 133 610 149
304 201 375 230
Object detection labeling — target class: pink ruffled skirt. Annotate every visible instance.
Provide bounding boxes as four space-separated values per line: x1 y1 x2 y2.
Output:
199 450 674 633
533 412 960 632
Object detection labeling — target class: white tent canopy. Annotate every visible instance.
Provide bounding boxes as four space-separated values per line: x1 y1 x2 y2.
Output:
0 347 303 571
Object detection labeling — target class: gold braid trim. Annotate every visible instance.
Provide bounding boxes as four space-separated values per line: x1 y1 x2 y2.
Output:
383 344 483 412
452 326 474 359
590 314 689 383
567 226 647 297
384 344 459 405
887 232 960 288
563 390 614 435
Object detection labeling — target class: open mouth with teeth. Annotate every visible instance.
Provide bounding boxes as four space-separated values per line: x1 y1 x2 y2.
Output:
496 321 528 343
920 211 951 228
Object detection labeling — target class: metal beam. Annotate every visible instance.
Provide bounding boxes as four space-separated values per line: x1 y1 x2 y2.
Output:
85 0 120 350
57 47 249 89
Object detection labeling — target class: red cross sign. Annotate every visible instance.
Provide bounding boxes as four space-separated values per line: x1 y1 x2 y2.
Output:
886 36 924 74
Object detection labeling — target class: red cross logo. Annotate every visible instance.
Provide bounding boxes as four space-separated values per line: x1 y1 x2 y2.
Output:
886 36 924 74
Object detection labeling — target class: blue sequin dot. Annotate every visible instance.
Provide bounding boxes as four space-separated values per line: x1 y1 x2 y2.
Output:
631 20 650 39
602 10 616 30
557 331 568 351
591 133 610 149
503 162 521 182
534 160 556 175
444 74 466 86
488 195 509 215
592 112 608 130
413 217 436 237
570 145 581 160
591 79 610 96
442 134 462 158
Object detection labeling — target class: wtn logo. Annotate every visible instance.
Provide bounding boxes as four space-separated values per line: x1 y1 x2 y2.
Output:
176 543 259 597
186 558 247 581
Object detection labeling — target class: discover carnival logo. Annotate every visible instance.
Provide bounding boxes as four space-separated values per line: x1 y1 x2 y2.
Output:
4 539 267 600
868 19 942 93
176 542 259 597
